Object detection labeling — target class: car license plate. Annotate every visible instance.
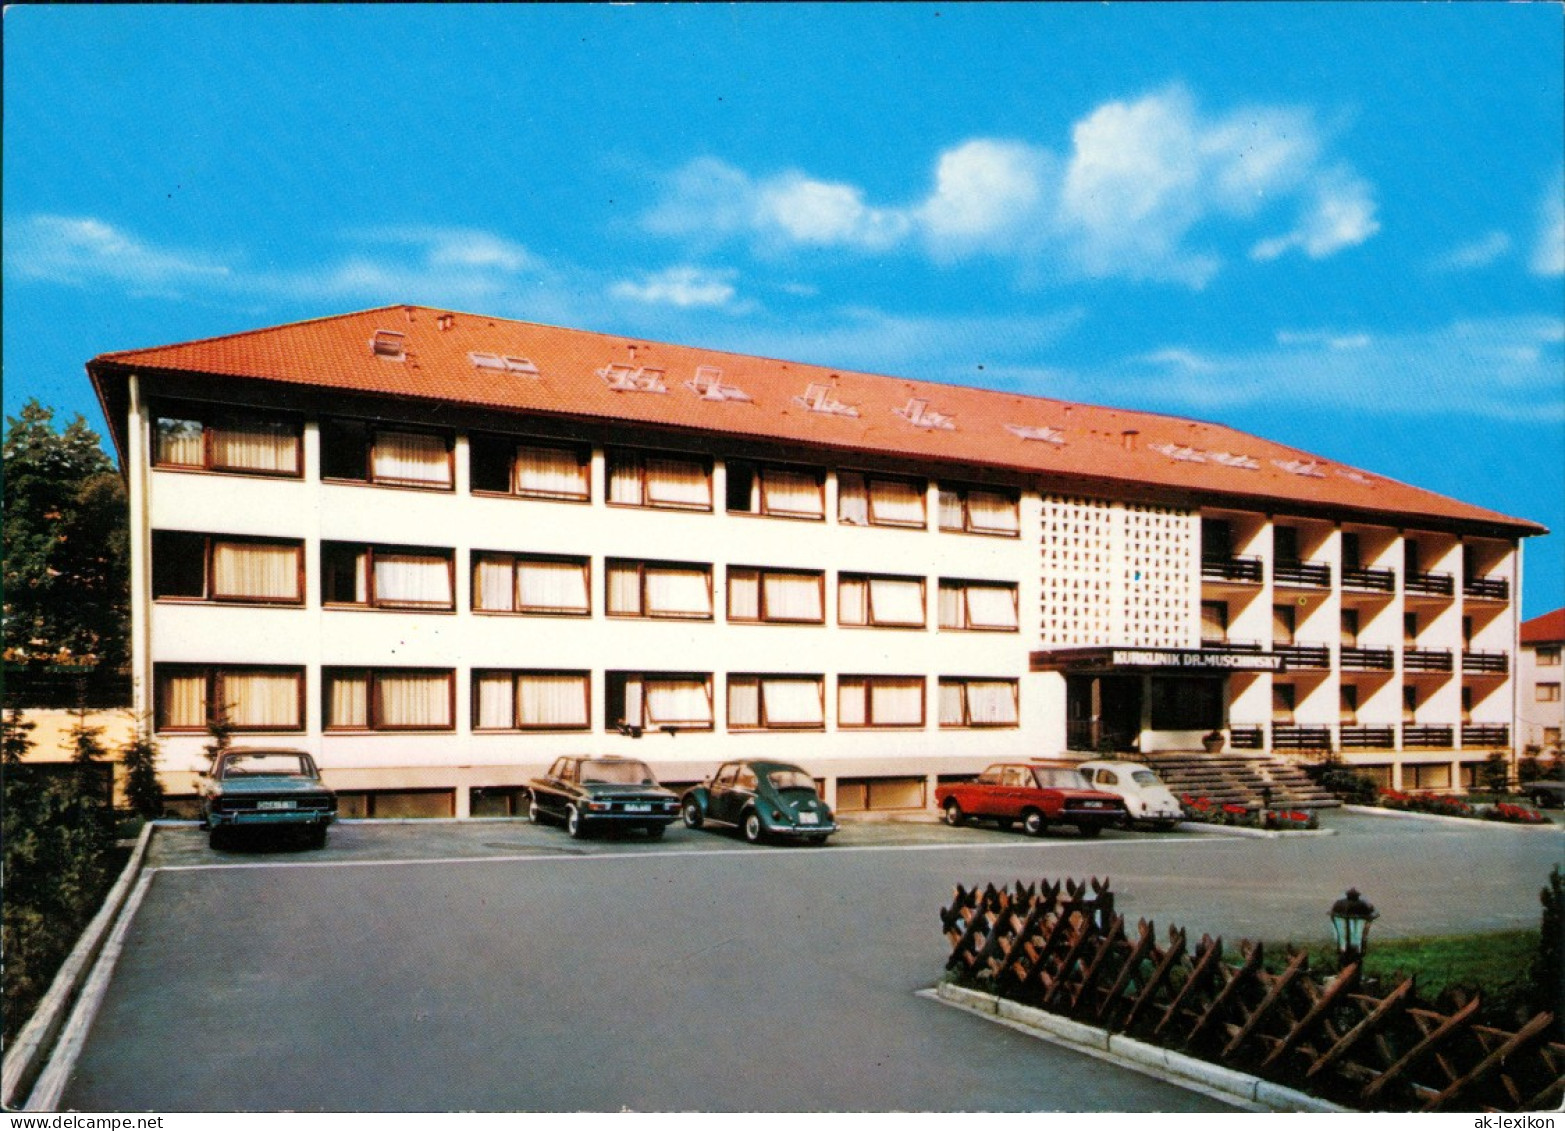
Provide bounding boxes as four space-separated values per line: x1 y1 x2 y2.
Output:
798 812 819 825
257 800 296 811
624 803 650 813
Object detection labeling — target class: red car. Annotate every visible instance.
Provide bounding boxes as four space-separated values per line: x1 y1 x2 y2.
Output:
936 762 1126 838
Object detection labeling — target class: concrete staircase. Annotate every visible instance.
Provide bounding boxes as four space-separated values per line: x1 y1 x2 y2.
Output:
1140 751 1342 810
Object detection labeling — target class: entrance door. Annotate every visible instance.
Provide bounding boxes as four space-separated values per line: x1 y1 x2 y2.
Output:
1066 675 1143 752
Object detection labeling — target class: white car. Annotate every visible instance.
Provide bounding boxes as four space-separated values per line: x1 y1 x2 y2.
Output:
1076 761 1184 830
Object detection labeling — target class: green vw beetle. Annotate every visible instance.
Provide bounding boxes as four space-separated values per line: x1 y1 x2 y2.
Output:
681 760 837 845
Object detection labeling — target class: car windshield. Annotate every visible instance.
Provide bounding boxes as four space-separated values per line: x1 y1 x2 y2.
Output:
580 760 657 786
768 769 816 793
221 753 310 778
1131 771 1162 786
1033 767 1091 789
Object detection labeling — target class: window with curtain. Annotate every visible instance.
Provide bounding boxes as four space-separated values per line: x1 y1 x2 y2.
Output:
937 580 1019 631
839 574 925 627
322 544 453 609
154 665 303 732
938 485 1020 536
726 568 824 623
513 444 590 500
607 673 713 730
938 678 1019 728
152 532 303 603
838 472 926 528
838 676 925 728
606 560 712 618
605 450 711 510
726 462 825 519
324 668 454 730
474 671 590 730
322 419 453 489
152 404 302 476
727 675 825 729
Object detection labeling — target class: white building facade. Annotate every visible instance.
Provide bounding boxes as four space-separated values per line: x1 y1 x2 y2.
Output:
1519 609 1564 755
88 306 1545 817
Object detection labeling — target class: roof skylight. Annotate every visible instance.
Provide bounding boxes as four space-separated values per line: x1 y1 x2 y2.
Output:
1207 451 1260 471
599 364 668 394
1005 424 1066 444
370 330 406 361
1272 458 1327 479
687 366 751 402
469 352 539 376
1336 469 1376 486
894 398 955 431
1150 442 1206 463
793 383 860 418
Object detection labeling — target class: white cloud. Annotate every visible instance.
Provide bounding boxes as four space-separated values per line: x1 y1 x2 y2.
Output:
1532 178 1565 276
1251 167 1379 262
1276 329 1373 350
4 214 230 290
757 174 911 250
609 266 738 309
917 139 1049 252
1428 230 1511 272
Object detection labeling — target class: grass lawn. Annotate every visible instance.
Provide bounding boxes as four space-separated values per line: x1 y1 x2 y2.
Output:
1268 929 1538 1001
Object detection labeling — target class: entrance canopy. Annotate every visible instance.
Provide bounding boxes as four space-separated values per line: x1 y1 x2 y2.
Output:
1031 646 1285 674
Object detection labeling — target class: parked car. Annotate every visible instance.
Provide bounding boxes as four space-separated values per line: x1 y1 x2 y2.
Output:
935 762 1125 837
199 748 337 849
1076 760 1185 830
526 755 681 838
1522 780 1565 809
681 760 837 845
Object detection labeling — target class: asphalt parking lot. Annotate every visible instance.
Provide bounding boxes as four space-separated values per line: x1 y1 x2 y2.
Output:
54 811 1562 1111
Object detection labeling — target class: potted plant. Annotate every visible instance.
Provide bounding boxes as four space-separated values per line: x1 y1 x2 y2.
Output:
1202 729 1225 754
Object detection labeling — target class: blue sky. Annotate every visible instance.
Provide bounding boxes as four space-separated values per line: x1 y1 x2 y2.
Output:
5 4 1562 616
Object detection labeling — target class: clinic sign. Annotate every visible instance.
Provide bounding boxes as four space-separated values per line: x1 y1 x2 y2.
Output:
1031 647 1286 673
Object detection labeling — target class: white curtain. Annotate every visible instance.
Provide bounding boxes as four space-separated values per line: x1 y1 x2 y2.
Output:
518 559 588 612
159 671 207 728
475 556 517 611
645 567 711 617
371 431 450 486
375 673 452 728
868 478 925 526
869 678 923 725
965 585 1018 630
373 553 452 606
475 673 515 729
937 490 964 530
224 671 300 728
328 673 369 728
727 569 760 620
838 679 867 726
621 676 644 728
838 473 869 525
211 421 299 474
212 541 299 601
645 678 711 726
517 674 589 728
644 457 710 507
964 681 1018 725
760 469 823 517
607 562 643 615
155 418 204 466
838 577 867 625
762 679 823 726
937 584 963 629
966 490 1019 534
727 679 761 727
515 446 587 499
938 682 966 726
762 572 822 621
868 578 923 626
608 458 643 504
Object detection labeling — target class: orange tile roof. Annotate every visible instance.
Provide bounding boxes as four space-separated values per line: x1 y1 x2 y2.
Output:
1522 608 1565 645
88 303 1544 535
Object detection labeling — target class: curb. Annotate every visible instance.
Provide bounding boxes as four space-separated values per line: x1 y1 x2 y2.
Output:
1175 822 1336 839
1342 804 1564 830
929 982 1348 1113
1 820 157 1111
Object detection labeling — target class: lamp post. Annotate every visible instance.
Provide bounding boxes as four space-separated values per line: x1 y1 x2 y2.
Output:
1329 888 1379 970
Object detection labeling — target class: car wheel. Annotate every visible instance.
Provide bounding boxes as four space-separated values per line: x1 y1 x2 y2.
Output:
942 799 967 827
682 799 704 829
646 823 666 839
528 797 548 825
1022 810 1046 837
566 805 588 839
1078 824 1102 839
742 810 765 844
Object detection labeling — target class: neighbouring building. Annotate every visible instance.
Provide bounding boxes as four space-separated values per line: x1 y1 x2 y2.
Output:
1520 608 1564 755
86 305 1547 817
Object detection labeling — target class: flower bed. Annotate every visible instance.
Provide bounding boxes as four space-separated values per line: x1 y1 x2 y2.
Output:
1482 801 1548 825
1179 795 1319 830
1378 789 1474 818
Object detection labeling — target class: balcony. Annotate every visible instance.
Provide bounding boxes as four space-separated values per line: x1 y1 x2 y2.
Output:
1229 725 1264 750
1461 650 1509 676
1200 637 1264 652
1273 559 1332 589
1462 575 1509 601
1462 723 1510 747
1272 725 1332 752
1402 724 1454 749
1403 647 1454 673
1274 643 1331 670
1340 726 1395 750
1201 556 1264 584
1341 567 1396 594
1340 646 1395 672
1405 571 1455 598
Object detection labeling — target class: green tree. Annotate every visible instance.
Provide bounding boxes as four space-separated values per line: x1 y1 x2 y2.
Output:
121 714 165 820
3 399 129 673
1533 866 1563 1027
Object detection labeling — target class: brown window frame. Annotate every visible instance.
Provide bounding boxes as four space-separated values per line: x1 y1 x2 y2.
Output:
151 531 306 605
605 671 716 732
153 663 306 734
725 460 827 521
838 572 927 629
150 402 305 479
469 434 592 503
471 669 592 732
937 677 1021 729
320 418 456 491
605 558 715 620
937 483 1022 538
471 552 591 616
938 578 1021 632
837 471 928 530
321 542 457 611
837 675 927 729
322 667 457 732
605 449 713 512
725 674 828 731
726 567 827 625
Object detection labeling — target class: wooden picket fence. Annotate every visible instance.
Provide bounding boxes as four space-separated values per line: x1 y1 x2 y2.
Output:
940 877 1565 1112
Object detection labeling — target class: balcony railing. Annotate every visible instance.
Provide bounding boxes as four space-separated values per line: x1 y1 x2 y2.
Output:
1273 560 1332 588
1402 725 1454 749
1271 725 1332 752
1342 567 1396 593
1462 650 1509 676
1462 723 1510 747
1405 571 1455 598
1274 643 1330 669
1201 556 1264 584
1228 725 1264 750
1403 647 1454 673
1340 726 1395 750
1340 646 1395 672
1201 637 1265 652
1462 576 1509 601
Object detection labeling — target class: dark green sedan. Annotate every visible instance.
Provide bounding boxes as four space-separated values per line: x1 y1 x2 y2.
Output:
526 755 681 838
199 749 337 849
681 760 837 845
